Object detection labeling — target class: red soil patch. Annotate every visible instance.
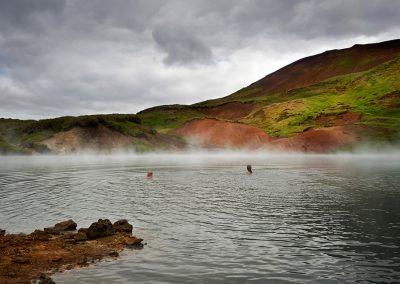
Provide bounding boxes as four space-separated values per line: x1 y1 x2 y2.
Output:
174 118 274 149
315 112 361 126
175 119 365 152
268 126 363 152
198 102 254 120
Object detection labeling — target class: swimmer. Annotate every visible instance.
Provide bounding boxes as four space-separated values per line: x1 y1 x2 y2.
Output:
146 169 153 178
247 164 253 174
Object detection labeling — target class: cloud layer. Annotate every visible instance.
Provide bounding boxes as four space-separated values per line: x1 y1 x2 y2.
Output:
0 0 399 119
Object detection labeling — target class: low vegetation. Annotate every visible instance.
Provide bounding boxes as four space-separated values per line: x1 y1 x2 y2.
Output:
1 40 399 153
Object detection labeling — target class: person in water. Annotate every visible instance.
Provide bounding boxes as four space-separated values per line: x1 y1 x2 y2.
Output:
247 165 253 174
147 170 153 178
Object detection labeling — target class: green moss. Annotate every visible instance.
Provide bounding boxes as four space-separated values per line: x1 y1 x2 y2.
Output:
238 56 400 138
0 136 24 154
139 108 205 132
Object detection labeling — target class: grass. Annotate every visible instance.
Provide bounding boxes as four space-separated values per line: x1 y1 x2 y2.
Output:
237 57 400 137
139 56 400 142
1 52 399 153
138 107 205 133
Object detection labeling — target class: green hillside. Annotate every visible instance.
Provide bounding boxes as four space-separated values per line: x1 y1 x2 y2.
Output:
1 39 400 154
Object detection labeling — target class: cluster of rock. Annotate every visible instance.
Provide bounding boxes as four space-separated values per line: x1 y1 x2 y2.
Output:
0 219 142 284
25 218 135 244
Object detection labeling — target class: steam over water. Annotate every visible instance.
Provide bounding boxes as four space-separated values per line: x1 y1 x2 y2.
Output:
1 152 400 283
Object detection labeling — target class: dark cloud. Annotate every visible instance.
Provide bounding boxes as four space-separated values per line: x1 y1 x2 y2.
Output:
152 25 214 66
0 0 65 33
0 0 399 118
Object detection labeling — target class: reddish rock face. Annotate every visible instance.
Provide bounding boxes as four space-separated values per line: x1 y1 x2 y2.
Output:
174 118 364 153
174 118 274 149
268 126 362 152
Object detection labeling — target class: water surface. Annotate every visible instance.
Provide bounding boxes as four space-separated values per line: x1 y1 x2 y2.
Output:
1 152 399 283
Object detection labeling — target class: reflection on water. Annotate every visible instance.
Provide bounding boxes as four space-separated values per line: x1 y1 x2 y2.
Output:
0 152 400 283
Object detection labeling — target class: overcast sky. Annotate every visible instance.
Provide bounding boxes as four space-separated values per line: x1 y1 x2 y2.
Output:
1 0 399 119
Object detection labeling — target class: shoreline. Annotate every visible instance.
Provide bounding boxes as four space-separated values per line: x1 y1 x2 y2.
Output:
0 219 143 283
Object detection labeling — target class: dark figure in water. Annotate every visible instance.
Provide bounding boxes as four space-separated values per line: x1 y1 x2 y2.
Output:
247 165 253 174
147 170 153 179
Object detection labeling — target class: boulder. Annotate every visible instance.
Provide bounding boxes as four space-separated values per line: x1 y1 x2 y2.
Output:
86 219 115 239
62 232 75 240
109 251 119 257
78 228 89 234
74 232 87 242
44 219 77 234
125 237 144 248
37 273 55 284
54 219 77 231
43 227 60 235
0 229 5 236
113 219 133 234
30 230 50 241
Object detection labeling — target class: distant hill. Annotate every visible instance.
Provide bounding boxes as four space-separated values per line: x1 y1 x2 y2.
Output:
1 39 400 154
0 114 185 154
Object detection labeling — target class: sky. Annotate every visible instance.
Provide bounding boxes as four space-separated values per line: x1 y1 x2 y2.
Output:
0 0 399 119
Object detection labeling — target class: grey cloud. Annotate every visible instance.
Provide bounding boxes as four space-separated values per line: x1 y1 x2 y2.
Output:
0 0 399 119
0 0 65 33
152 25 214 66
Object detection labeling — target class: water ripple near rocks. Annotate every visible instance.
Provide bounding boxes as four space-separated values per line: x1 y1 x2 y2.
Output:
0 154 399 283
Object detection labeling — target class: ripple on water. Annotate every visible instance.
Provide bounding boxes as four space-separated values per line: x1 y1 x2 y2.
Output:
0 154 400 283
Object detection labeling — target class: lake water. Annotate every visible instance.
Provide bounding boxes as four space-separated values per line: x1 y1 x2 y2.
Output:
1 152 400 283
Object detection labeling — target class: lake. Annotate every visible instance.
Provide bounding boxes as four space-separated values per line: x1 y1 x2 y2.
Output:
0 152 399 283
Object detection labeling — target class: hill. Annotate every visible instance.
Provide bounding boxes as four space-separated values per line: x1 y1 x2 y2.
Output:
138 39 400 151
0 114 185 154
1 39 400 154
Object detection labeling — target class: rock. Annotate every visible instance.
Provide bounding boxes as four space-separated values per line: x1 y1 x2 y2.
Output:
54 219 77 231
109 251 119 257
113 219 133 234
44 219 77 234
86 219 115 239
43 227 60 235
30 230 50 241
0 229 5 236
62 232 76 239
125 237 144 249
36 273 55 284
63 239 76 245
12 256 30 264
74 232 87 242
78 228 89 234
51 256 62 262
77 256 88 266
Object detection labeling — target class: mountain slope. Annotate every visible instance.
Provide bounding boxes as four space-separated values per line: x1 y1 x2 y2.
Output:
216 39 400 102
1 39 399 154
139 39 400 151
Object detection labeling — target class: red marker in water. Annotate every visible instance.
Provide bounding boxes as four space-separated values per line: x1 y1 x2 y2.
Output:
147 170 153 178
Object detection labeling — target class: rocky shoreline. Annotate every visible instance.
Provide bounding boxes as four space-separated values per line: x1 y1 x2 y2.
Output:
0 219 143 283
